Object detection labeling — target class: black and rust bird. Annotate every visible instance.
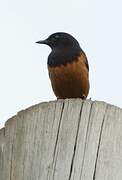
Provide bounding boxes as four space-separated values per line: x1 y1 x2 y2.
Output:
36 32 90 99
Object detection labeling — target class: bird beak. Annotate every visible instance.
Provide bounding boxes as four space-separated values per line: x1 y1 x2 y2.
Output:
36 39 49 45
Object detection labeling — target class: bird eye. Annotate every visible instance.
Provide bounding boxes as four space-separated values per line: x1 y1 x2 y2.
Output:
55 35 59 39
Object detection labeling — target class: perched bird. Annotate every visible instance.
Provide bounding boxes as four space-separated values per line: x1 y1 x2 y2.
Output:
36 32 90 99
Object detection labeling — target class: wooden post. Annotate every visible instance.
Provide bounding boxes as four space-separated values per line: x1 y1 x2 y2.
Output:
0 99 122 180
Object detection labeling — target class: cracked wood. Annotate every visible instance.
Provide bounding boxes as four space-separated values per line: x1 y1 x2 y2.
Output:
0 99 122 180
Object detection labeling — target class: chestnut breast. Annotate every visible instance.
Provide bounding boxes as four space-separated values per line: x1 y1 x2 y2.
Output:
48 53 89 99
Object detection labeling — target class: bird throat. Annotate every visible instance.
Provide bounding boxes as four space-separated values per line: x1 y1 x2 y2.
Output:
48 47 82 67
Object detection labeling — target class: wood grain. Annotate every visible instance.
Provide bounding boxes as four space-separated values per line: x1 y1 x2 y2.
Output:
0 99 122 180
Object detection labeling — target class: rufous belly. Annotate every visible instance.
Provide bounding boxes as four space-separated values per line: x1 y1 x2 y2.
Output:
48 54 89 99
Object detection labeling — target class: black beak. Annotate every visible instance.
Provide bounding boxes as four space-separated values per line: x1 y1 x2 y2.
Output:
36 39 49 45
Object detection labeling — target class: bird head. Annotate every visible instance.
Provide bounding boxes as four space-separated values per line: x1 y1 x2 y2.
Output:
36 32 80 50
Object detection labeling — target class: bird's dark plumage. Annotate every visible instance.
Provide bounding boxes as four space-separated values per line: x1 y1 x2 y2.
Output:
36 32 90 99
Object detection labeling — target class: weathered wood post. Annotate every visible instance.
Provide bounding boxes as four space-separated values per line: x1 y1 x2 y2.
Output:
0 99 122 180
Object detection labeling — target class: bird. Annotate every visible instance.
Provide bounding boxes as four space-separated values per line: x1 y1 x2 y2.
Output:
36 32 90 99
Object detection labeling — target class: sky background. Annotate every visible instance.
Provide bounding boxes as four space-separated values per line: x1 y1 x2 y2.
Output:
0 0 122 128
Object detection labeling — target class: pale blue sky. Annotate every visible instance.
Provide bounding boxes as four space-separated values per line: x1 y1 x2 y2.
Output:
0 0 122 128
